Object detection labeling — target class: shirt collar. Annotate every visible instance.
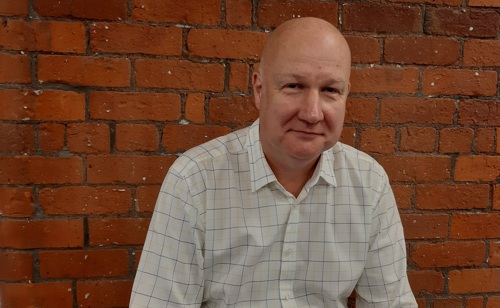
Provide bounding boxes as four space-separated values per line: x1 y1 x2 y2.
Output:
246 119 337 193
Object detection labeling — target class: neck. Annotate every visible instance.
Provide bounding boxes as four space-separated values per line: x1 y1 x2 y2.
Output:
266 155 320 198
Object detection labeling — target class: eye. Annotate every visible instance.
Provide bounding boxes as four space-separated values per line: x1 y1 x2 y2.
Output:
285 83 302 89
323 87 339 94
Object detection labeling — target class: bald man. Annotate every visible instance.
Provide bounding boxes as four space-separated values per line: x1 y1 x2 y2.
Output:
130 17 417 307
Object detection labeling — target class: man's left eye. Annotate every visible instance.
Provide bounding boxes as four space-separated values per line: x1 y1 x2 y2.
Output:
324 87 339 93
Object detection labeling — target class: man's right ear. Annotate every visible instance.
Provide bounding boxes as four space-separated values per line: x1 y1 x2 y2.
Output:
252 72 262 110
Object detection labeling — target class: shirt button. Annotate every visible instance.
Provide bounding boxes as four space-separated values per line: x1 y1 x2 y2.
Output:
285 248 293 256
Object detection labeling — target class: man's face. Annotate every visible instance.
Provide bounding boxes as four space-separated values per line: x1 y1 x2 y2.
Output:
253 33 351 167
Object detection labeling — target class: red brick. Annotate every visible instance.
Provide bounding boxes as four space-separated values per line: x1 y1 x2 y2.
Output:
466 297 485 308
494 185 500 210
497 129 500 154
464 39 500 66
67 123 110 154
408 270 445 294
433 298 464 308
34 0 127 20
90 23 182 55
87 155 175 184
439 128 474 154
339 127 356 148
345 98 377 124
377 156 451 182
0 89 34 120
38 55 131 87
359 127 396 154
345 36 380 64
487 297 500 308
455 156 500 181
469 0 500 7
0 251 33 281
475 128 495 153
0 156 83 184
0 282 73 308
415 184 489 210
425 8 499 38
258 0 338 28
350 67 419 94
412 241 486 268
39 186 131 215
185 93 206 123
0 219 83 249
490 241 500 266
424 69 497 96
77 279 133 307
459 100 500 126
136 185 160 213
0 187 34 217
388 0 460 5
400 214 449 239
188 29 266 60
392 184 413 210
0 20 86 53
88 218 150 246
162 125 232 152
135 59 224 92
0 53 30 83
450 213 500 239
131 0 220 24
226 0 252 26
399 126 436 152
209 96 258 124
115 124 159 152
38 123 65 152
90 91 181 121
384 37 459 65
39 249 129 278
449 268 500 293
343 3 422 34
34 90 86 121
0 124 35 153
0 0 28 16
229 62 250 92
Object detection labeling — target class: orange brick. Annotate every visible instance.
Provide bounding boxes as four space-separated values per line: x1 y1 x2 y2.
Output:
380 97 455 124
415 184 489 210
209 96 258 124
38 186 131 215
135 59 224 92
35 0 127 20
67 123 110 154
455 156 500 181
0 282 73 308
0 53 30 83
408 270 445 294
475 128 495 153
425 8 499 38
450 213 500 239
392 184 414 210
469 0 500 6
439 127 474 154
412 241 486 268
459 100 500 126
339 127 356 148
0 187 34 218
90 91 181 121
401 213 449 240
345 36 380 64
226 0 252 26
229 62 250 92
258 0 338 28
377 156 451 182
39 249 129 278
88 218 150 246
185 93 206 123
449 268 500 293
162 124 232 152
0 219 83 249
131 0 220 24
115 123 159 152
423 69 497 96
38 55 131 87
399 126 436 153
90 22 182 55
86 155 175 184
345 98 377 124
38 123 65 152
0 251 33 281
0 0 28 16
77 279 133 307
384 37 459 65
351 67 419 94
489 241 500 266
0 124 35 153
360 127 396 154
34 90 85 121
135 185 160 213
464 39 500 66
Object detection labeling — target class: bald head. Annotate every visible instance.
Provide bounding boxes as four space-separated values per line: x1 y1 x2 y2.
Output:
259 17 351 78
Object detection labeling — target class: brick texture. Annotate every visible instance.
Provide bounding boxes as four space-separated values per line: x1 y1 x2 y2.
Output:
1 0 499 306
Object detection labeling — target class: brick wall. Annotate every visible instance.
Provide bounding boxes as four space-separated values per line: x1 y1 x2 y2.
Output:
0 0 499 307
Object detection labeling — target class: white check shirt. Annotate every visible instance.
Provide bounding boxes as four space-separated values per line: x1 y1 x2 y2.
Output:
130 120 417 307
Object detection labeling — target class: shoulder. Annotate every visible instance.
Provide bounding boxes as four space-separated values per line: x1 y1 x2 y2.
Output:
169 126 249 177
330 142 387 177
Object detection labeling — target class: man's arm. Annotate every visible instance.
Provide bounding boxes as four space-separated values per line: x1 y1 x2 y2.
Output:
130 170 205 308
355 174 417 307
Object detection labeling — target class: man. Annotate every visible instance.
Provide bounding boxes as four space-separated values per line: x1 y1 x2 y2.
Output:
130 17 417 307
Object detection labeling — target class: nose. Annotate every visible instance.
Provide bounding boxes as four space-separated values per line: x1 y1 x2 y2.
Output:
298 90 324 123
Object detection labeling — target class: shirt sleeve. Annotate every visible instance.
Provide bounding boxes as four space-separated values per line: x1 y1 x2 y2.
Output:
355 172 417 307
130 169 205 308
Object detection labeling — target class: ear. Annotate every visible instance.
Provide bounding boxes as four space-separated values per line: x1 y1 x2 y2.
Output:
252 71 262 110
